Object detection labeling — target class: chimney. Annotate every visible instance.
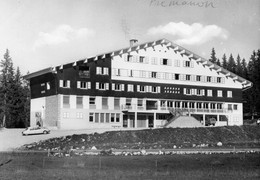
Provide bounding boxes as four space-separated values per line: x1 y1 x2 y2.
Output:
130 39 138 47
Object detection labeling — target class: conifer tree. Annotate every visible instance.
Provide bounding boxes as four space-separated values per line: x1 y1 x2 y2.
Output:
222 54 228 69
236 54 243 76
227 54 236 73
0 49 14 127
209 48 217 64
216 58 221 66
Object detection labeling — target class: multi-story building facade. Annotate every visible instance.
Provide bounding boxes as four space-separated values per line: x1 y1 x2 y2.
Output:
24 39 252 129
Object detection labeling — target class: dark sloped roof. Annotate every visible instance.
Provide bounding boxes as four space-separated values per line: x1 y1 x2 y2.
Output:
23 38 252 89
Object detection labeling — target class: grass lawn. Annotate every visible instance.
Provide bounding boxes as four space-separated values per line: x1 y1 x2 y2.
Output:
0 152 259 180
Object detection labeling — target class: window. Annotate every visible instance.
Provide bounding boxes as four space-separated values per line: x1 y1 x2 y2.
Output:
76 96 83 108
89 97 95 105
60 80 70 88
139 56 145 63
167 101 173 107
77 81 91 89
175 101 181 108
116 114 120 122
217 77 222 83
151 72 157 78
112 84 124 91
127 55 133 62
210 103 216 109
217 90 223 97
161 100 166 107
96 67 109 75
100 113 105 123
95 113 99 123
162 58 168 65
111 113 115 122
102 97 108 109
196 76 201 82
175 74 180 80
63 112 69 118
217 103 223 109
186 75 191 81
207 76 212 82
127 84 134 92
89 113 94 122
126 98 131 106
151 57 158 65
115 84 121 91
174 59 180 67
138 99 143 107
46 82 50 90
63 96 70 108
152 86 157 93
228 104 232 111
139 85 146 92
106 113 110 123
197 89 201 96
184 61 190 67
76 112 83 119
183 102 188 108
128 69 133 77
186 88 191 95
233 104 238 110
116 69 121 76
227 91 232 98
197 102 202 109
96 82 109 90
207 90 213 97
203 103 209 109
79 66 90 78
140 71 146 78
114 98 120 110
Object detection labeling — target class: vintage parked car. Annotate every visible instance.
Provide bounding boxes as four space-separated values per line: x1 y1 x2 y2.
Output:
22 126 50 136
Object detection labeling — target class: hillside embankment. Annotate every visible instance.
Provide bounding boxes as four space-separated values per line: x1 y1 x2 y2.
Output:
22 125 260 151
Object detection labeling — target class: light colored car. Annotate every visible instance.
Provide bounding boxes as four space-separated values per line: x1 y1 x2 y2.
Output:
22 126 50 136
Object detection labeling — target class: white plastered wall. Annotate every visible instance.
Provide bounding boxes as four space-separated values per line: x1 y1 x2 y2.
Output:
111 44 242 89
30 97 46 127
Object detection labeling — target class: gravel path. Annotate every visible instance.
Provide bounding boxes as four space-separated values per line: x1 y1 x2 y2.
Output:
0 128 128 151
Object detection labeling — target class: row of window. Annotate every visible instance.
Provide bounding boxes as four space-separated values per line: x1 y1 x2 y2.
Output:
62 112 121 123
112 68 225 83
63 96 238 111
124 55 194 68
183 88 232 98
59 80 162 94
59 80 232 98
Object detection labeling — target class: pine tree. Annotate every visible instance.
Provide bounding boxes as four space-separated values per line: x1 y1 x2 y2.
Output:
209 48 217 64
236 54 243 76
0 50 30 128
246 50 260 119
241 58 248 78
216 58 221 66
0 49 14 127
222 54 228 69
227 54 236 73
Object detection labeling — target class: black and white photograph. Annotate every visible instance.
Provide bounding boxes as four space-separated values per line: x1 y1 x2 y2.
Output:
0 0 259 179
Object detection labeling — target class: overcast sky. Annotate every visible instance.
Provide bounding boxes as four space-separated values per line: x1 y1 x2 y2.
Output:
0 0 259 74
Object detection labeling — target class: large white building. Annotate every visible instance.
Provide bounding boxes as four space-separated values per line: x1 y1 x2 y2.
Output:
24 39 252 129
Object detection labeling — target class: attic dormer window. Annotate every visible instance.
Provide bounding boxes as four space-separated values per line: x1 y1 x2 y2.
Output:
162 58 168 65
127 55 133 62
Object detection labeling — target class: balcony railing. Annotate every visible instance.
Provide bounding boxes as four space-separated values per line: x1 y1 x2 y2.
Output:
121 104 228 113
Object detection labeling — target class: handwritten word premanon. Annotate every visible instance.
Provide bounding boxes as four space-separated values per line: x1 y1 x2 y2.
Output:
149 0 216 8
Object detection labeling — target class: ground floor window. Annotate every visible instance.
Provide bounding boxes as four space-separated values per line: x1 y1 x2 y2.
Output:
89 113 94 122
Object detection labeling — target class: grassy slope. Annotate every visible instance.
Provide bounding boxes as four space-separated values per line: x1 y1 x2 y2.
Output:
23 125 260 151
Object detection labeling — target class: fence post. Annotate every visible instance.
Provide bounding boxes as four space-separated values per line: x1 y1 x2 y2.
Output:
42 157 45 168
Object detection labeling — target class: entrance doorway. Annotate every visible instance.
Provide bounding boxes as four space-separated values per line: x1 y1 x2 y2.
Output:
148 115 154 128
